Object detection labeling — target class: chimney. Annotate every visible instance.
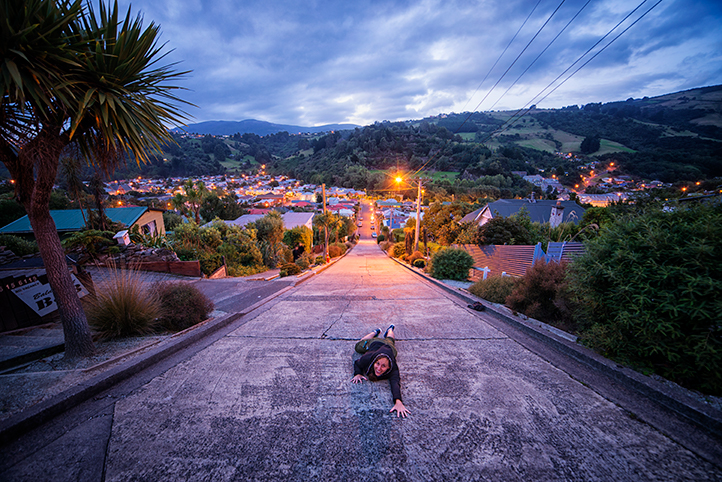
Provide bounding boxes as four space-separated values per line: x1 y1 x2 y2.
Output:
550 201 564 228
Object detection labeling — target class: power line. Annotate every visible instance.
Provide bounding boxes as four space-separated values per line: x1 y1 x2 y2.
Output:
487 0 592 111
482 0 662 144
413 0 662 180
457 0 542 115
414 0 568 177
467 0 567 115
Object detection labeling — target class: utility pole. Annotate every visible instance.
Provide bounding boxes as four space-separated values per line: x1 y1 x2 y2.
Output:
322 183 328 261
414 179 423 253
322 183 327 214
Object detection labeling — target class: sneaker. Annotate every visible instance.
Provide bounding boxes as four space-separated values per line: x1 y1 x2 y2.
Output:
383 324 395 338
373 328 381 337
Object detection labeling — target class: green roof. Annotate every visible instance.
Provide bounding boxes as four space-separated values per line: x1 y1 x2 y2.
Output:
0 207 149 234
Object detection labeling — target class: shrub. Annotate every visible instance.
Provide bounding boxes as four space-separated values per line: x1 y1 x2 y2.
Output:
407 251 425 264
62 230 114 255
280 263 302 277
506 261 575 332
328 244 343 258
295 256 310 270
430 248 474 281
379 240 392 252
156 282 214 331
392 242 406 258
569 203 722 395
200 227 223 250
0 234 38 256
331 242 348 255
87 268 161 339
468 275 519 304
283 226 313 252
314 255 326 265
376 234 386 242
413 258 426 269
199 251 223 276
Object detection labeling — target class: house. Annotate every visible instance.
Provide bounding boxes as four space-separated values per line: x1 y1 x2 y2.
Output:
255 193 286 207
376 199 403 209
576 192 629 207
222 212 315 231
460 199 586 227
457 244 547 281
0 207 166 237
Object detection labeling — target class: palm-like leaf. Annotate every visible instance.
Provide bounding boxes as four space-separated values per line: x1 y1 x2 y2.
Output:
0 0 82 144
69 1 190 168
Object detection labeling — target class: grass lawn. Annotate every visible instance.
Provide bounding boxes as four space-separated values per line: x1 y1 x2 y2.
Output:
596 139 635 155
371 169 458 181
516 138 557 153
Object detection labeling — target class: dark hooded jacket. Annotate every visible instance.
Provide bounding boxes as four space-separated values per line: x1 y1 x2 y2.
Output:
353 341 401 402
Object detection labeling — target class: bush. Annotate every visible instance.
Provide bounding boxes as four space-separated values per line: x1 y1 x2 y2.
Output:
407 251 425 264
62 230 114 255
568 203 722 395
328 244 343 258
430 248 474 281
392 242 406 258
468 275 519 304
413 258 426 269
0 234 38 256
87 268 161 339
314 255 326 265
506 261 575 332
332 242 348 255
280 263 302 277
199 251 223 276
295 256 310 270
376 234 386 242
156 282 214 331
379 240 392 252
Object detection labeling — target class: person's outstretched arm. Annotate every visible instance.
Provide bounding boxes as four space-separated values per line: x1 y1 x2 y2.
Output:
390 399 410 417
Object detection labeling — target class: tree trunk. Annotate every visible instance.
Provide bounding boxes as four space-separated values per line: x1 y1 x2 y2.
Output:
5 128 96 359
29 208 95 359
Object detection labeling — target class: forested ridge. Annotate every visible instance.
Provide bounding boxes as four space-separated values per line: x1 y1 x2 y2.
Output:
5 85 715 190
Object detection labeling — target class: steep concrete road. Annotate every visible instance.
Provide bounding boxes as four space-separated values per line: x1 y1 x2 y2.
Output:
95 239 721 481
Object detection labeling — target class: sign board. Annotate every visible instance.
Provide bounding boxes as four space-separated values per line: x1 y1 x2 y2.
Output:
11 274 89 317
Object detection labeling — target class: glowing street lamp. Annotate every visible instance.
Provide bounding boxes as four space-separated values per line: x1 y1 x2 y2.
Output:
395 175 425 253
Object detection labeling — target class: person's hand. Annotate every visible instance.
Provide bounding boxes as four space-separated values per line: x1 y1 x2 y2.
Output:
351 374 367 384
390 399 410 418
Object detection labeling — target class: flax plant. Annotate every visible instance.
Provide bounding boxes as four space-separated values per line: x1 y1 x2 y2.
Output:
87 264 161 339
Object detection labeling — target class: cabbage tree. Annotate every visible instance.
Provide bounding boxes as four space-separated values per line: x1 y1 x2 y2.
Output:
0 0 189 358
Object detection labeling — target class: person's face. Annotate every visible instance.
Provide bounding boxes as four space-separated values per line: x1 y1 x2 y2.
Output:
374 357 390 376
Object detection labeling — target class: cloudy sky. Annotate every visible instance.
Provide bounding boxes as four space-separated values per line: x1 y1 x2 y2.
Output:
116 0 722 127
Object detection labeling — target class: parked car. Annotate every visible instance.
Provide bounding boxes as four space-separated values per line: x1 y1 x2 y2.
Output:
372 232 377 238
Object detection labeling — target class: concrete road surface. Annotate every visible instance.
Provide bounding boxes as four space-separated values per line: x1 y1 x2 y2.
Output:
4 239 721 481
105 240 720 481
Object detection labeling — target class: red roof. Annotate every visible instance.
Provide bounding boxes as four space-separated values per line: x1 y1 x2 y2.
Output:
249 209 271 215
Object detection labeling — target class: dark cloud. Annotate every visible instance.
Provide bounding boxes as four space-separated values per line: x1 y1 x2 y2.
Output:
116 0 722 126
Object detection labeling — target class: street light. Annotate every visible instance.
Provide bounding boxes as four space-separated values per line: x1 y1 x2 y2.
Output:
395 175 425 253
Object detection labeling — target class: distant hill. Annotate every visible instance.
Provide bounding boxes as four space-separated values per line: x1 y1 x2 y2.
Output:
172 119 361 136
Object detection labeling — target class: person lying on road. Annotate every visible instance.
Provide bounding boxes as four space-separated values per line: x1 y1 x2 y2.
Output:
351 325 410 418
